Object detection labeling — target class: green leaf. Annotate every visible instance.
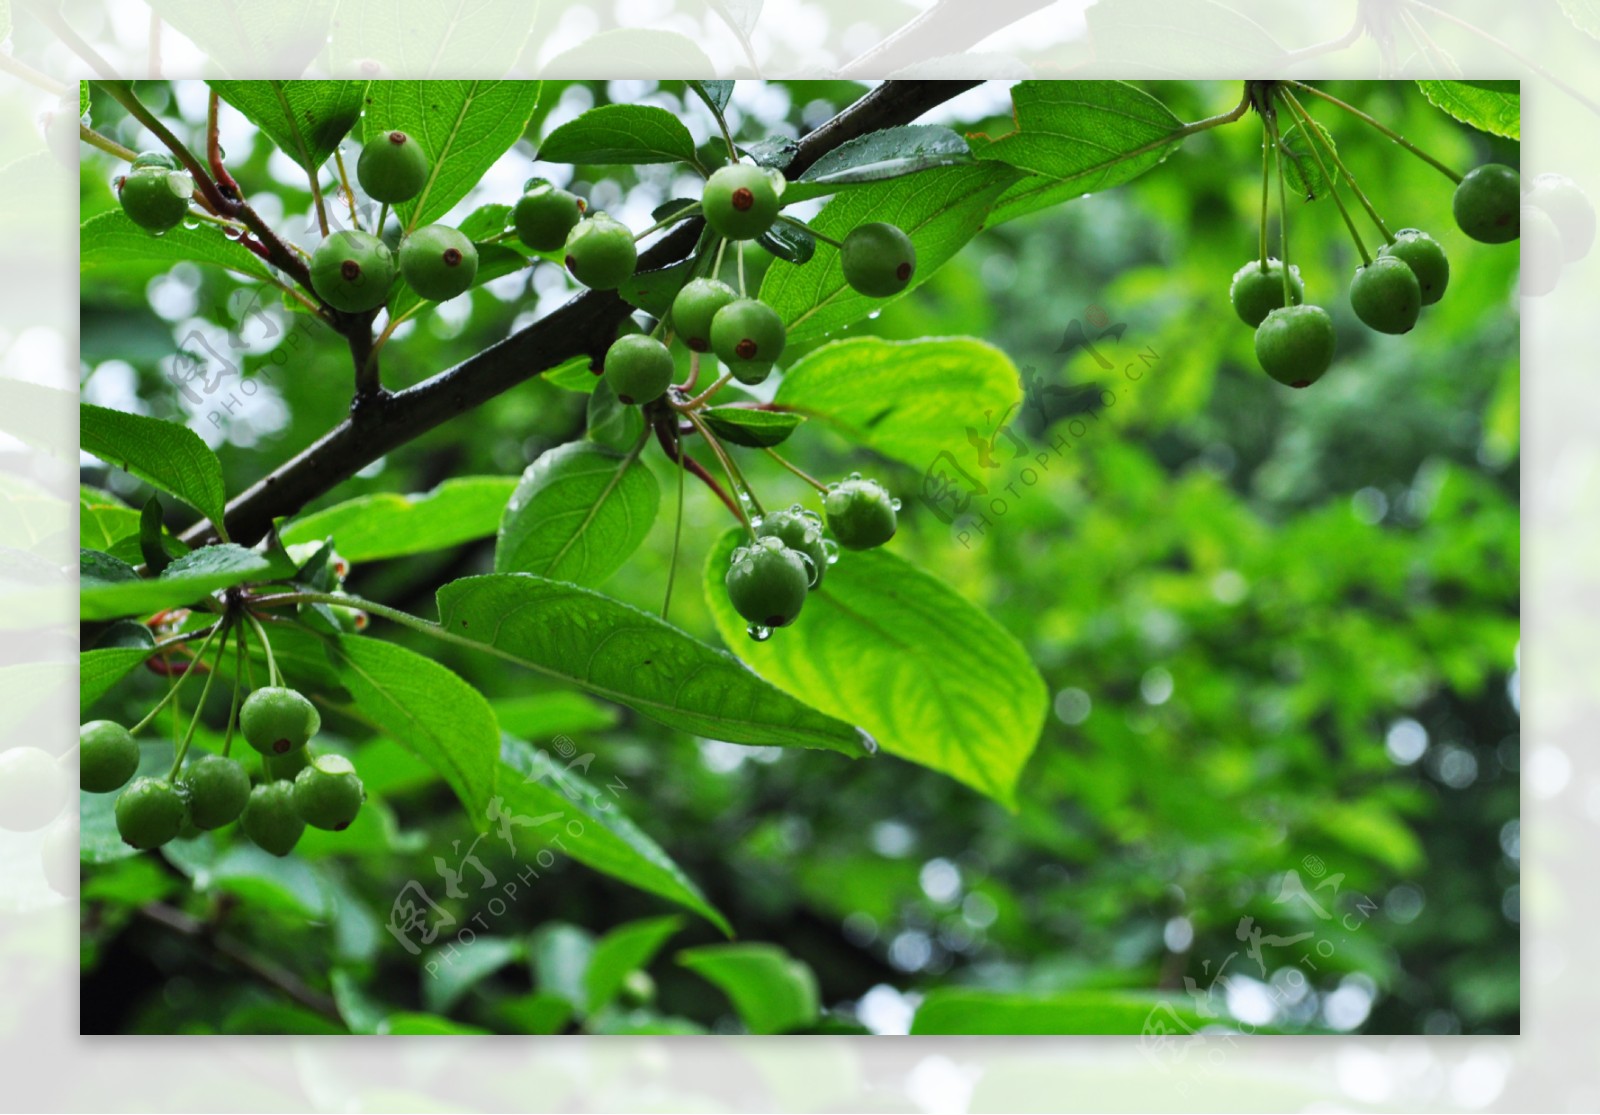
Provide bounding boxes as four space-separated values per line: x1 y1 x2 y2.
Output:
783 124 973 203
677 943 819 1034
757 219 815 265
436 574 867 756
489 692 619 738
538 103 699 166
585 376 646 453
80 645 157 713
494 442 659 588
774 337 1021 472
80 544 271 621
1277 116 1339 202
363 81 542 232
973 80 1186 227
328 634 500 819
545 355 601 394
457 203 514 242
619 256 697 318
386 242 530 322
79 210 279 284
699 406 805 448
529 922 595 1008
584 915 684 1015
1082 0 1286 74
689 79 734 114
704 532 1047 806
422 936 524 1014
209 80 365 174
280 476 519 562
79 493 141 553
540 29 715 81
80 403 228 529
910 989 1215 1035
139 495 171 574
80 742 172 864
1417 80 1520 141
1559 0 1600 39
759 163 1017 341
501 739 730 935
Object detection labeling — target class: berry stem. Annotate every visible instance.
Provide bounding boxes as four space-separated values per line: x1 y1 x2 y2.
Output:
205 90 242 202
713 237 728 284
80 124 138 163
675 350 703 393
680 370 733 411
779 214 844 250
662 426 687 622
1258 132 1271 269
1288 81 1462 185
222 622 246 757
334 147 361 230
130 620 225 734
1267 109 1295 308
686 409 761 533
633 203 701 242
1272 89 1371 266
764 447 831 494
245 611 282 687
377 202 390 236
1281 88 1394 245
650 412 744 522
737 241 747 297
167 622 231 779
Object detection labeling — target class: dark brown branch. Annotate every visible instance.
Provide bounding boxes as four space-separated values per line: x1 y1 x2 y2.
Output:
181 80 984 547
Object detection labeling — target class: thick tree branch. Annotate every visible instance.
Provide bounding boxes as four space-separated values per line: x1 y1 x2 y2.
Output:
182 80 985 548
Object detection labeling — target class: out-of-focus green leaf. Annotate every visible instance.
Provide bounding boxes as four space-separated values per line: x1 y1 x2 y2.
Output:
677 943 819 1034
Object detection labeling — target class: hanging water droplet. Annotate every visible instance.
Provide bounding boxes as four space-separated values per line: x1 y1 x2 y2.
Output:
181 217 201 230
855 726 879 755
149 228 167 238
795 551 819 588
827 481 839 490
849 471 862 480
112 174 126 191
821 539 840 564
749 514 764 531
747 624 772 642
890 498 902 510
222 224 244 240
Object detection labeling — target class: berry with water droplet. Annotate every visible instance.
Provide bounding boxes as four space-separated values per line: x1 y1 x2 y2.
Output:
130 150 179 172
1229 259 1304 327
1253 304 1335 388
514 180 586 252
756 507 828 588
825 477 898 550
79 720 139 793
1453 163 1520 244
310 230 396 313
240 686 320 757
179 754 252 830
117 168 190 232
293 754 366 831
358 129 429 204
841 222 916 297
399 224 478 301
242 781 305 856
671 278 738 353
726 537 810 628
702 164 780 240
605 334 675 405
115 777 185 849
564 213 637 290
1377 230 1449 306
710 297 785 384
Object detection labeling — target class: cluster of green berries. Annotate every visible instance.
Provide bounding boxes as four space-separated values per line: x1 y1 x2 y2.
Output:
565 162 914 408
304 130 477 312
83 684 365 858
113 152 193 233
724 475 901 633
1231 162 1520 390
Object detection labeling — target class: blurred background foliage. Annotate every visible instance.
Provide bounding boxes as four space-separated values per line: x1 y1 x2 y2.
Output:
78 79 1518 1036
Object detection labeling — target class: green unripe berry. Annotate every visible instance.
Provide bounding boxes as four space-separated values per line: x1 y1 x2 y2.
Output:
79 720 140 793
841 222 917 298
117 169 191 233
399 224 479 301
1526 172 1595 262
129 151 179 171
179 754 251 830
671 278 738 353
1254 304 1336 389
1349 255 1422 335
1378 230 1450 306
604 334 675 405
756 506 828 589
41 816 79 898
514 181 586 252
242 781 305 857
710 298 785 385
358 129 429 204
1229 259 1304 327
264 747 312 783
824 476 898 550
115 777 186 849
701 164 780 240
725 537 810 629
1453 163 1520 244
240 686 320 757
310 230 396 313
564 213 638 290
292 754 366 831
0 747 70 832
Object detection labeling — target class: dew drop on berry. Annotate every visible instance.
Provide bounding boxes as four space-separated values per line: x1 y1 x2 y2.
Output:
890 498 902 510
795 551 819 587
746 624 772 642
181 217 200 231
749 515 764 531
821 540 840 564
